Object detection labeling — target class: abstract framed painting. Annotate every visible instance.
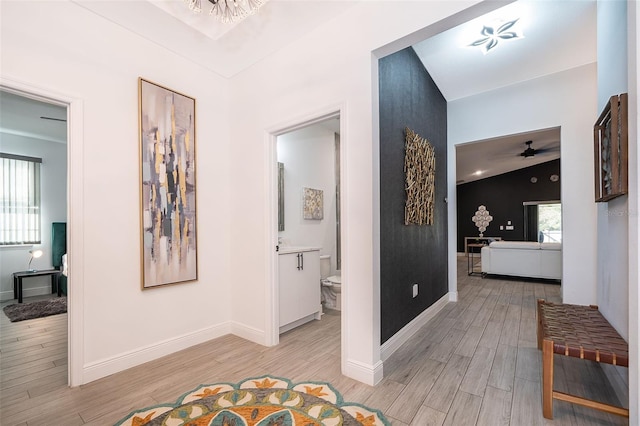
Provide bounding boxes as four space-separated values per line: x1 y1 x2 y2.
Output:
302 187 323 220
138 78 198 289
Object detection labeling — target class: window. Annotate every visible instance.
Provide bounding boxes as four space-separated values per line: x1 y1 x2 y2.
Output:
523 201 562 243
538 203 562 243
0 153 42 245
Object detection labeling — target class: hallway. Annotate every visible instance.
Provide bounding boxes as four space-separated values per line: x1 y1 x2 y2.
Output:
0 257 628 425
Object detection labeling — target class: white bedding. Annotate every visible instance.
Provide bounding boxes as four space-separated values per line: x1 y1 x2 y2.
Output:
62 253 68 277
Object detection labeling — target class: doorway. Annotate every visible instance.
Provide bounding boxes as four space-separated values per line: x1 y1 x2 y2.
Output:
268 111 343 352
0 88 69 385
1 79 84 386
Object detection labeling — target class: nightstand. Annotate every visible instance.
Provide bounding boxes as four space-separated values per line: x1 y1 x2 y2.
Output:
12 269 61 303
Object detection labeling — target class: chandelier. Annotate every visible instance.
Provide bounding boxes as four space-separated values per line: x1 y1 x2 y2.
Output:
184 0 267 24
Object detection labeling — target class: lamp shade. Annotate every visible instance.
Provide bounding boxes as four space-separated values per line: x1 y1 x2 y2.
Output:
27 249 44 271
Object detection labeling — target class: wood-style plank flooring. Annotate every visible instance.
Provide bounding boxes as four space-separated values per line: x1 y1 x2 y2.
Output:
0 257 629 425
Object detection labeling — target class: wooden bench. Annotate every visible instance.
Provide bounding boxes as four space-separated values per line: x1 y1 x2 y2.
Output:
536 299 629 419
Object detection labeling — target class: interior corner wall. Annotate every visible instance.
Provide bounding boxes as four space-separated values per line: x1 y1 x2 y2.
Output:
595 0 630 341
1 1 233 383
227 1 476 380
0 135 67 300
449 64 598 306
456 159 561 252
378 47 448 344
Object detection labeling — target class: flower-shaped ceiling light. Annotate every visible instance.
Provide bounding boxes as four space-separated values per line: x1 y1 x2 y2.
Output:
469 18 523 54
185 0 267 24
471 205 493 237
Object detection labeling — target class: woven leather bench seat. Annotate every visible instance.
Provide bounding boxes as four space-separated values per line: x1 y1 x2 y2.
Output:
536 299 629 419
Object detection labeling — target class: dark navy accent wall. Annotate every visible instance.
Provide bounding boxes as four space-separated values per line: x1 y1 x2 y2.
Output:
379 48 448 344
456 159 561 252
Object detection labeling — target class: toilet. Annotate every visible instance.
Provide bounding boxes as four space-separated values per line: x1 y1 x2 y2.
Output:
320 255 342 311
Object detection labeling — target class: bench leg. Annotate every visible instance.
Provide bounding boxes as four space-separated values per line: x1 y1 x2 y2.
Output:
536 299 544 350
542 339 554 419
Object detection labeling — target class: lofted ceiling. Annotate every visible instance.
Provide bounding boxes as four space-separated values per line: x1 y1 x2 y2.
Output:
413 0 594 185
2 0 596 182
455 127 561 185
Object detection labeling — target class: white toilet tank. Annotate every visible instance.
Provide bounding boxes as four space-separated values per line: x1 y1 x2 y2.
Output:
320 255 331 280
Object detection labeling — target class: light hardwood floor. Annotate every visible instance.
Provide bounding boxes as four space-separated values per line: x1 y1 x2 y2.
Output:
0 257 629 425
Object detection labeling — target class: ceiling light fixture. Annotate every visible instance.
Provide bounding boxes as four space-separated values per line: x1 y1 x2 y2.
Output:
184 0 268 24
469 18 523 54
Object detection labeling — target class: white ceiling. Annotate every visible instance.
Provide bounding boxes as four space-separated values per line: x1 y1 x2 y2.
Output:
413 0 594 184
71 0 359 79
2 0 596 182
413 0 596 102
0 91 67 144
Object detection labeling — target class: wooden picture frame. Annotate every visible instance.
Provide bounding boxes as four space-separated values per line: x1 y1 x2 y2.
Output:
138 78 198 288
594 93 628 202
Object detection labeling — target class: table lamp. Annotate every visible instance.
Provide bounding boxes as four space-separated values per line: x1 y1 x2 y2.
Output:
28 249 43 272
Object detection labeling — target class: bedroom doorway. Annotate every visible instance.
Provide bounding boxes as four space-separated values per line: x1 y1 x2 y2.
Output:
0 84 74 386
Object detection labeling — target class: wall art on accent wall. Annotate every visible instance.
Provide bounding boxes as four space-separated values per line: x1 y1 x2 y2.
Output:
302 187 323 220
404 127 435 225
138 78 198 289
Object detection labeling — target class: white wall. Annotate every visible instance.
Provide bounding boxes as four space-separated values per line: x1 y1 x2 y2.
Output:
228 1 481 383
449 64 599 306
595 0 630 340
277 125 338 275
628 2 640 421
597 1 640 421
5 1 635 410
1 0 481 387
1 1 233 383
0 135 67 300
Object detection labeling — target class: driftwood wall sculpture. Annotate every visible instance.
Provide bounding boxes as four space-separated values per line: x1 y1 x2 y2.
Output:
404 127 436 225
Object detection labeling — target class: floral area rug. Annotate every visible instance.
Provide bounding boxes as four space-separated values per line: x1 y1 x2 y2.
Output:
116 375 390 426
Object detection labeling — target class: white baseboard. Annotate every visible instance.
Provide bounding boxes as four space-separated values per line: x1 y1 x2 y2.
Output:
80 292 456 387
231 321 267 345
278 313 318 334
381 292 452 361
0 286 52 302
344 358 384 386
82 322 234 384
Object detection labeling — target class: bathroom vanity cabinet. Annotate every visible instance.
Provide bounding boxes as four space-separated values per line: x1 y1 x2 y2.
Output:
278 248 321 333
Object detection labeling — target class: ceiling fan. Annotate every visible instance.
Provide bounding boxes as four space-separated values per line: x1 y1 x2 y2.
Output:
519 140 552 158
40 116 66 122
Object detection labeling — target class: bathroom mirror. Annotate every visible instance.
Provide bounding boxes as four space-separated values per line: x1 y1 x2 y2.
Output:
278 162 285 231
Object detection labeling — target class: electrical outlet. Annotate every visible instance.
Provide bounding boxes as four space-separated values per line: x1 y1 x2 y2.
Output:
412 284 418 298
506 225 514 230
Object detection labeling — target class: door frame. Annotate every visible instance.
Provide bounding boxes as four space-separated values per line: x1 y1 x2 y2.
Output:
265 105 344 353
1 76 85 386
